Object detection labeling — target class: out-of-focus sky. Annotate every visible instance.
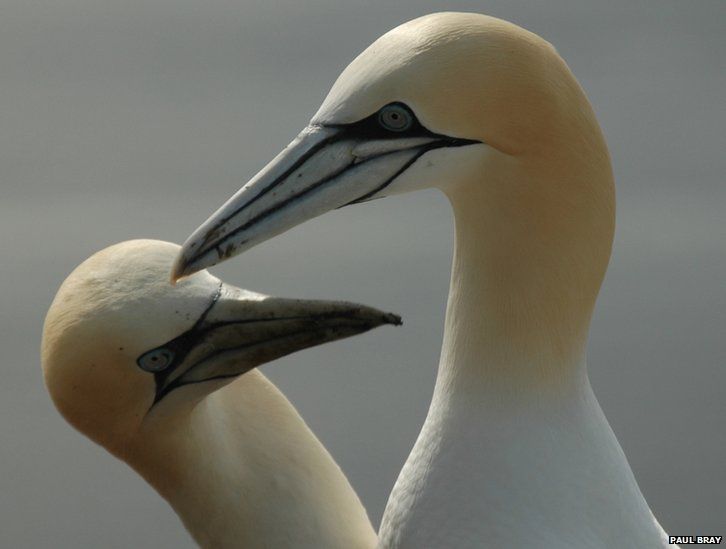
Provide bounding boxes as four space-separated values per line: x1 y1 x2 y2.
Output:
1 1 723 547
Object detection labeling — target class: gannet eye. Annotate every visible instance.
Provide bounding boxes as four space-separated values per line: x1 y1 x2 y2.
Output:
378 104 413 132
137 348 175 373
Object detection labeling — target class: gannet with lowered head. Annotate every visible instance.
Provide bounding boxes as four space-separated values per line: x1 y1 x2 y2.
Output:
171 13 672 548
42 239 400 548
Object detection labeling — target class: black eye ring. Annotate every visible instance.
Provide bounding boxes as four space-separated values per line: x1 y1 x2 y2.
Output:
137 348 175 373
378 104 413 132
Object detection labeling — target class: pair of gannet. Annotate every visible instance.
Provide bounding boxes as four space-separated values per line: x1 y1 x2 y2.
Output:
169 11 672 549
43 11 673 549
42 240 395 548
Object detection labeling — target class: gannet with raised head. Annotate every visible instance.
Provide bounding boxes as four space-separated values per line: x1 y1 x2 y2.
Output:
42 239 400 548
171 12 674 548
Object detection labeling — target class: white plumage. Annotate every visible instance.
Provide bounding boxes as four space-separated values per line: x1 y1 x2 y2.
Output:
175 12 673 548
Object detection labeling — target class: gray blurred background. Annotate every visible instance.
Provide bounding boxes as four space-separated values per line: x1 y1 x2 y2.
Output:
1 1 724 547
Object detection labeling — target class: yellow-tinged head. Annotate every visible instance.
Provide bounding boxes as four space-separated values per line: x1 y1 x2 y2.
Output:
172 12 614 307
42 240 400 455
316 12 582 155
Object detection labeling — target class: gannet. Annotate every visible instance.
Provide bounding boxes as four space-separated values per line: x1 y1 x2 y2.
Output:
42 239 400 549
171 13 672 548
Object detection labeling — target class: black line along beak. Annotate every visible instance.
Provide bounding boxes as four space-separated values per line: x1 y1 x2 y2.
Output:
171 112 479 281
139 283 401 405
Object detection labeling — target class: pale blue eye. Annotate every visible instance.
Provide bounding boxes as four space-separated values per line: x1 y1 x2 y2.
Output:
137 348 175 373
378 104 413 132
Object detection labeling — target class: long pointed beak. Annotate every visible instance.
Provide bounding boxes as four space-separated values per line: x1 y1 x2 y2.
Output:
171 124 473 281
147 283 401 403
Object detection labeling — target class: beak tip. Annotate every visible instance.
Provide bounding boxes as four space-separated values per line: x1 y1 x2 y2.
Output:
384 312 403 326
169 252 196 285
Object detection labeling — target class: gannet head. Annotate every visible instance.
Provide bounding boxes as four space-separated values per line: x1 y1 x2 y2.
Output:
42 239 400 455
172 12 611 280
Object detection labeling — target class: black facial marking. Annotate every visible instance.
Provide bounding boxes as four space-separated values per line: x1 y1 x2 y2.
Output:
136 282 223 403
198 132 338 247
345 148 428 205
331 102 480 204
325 102 442 140
140 283 379 406
187 102 480 264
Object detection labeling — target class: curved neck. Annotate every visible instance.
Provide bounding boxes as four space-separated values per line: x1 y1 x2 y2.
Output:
125 371 376 549
438 150 614 393
380 142 672 547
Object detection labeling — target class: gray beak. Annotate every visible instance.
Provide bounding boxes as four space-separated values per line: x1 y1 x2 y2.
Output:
140 283 401 404
171 121 477 280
